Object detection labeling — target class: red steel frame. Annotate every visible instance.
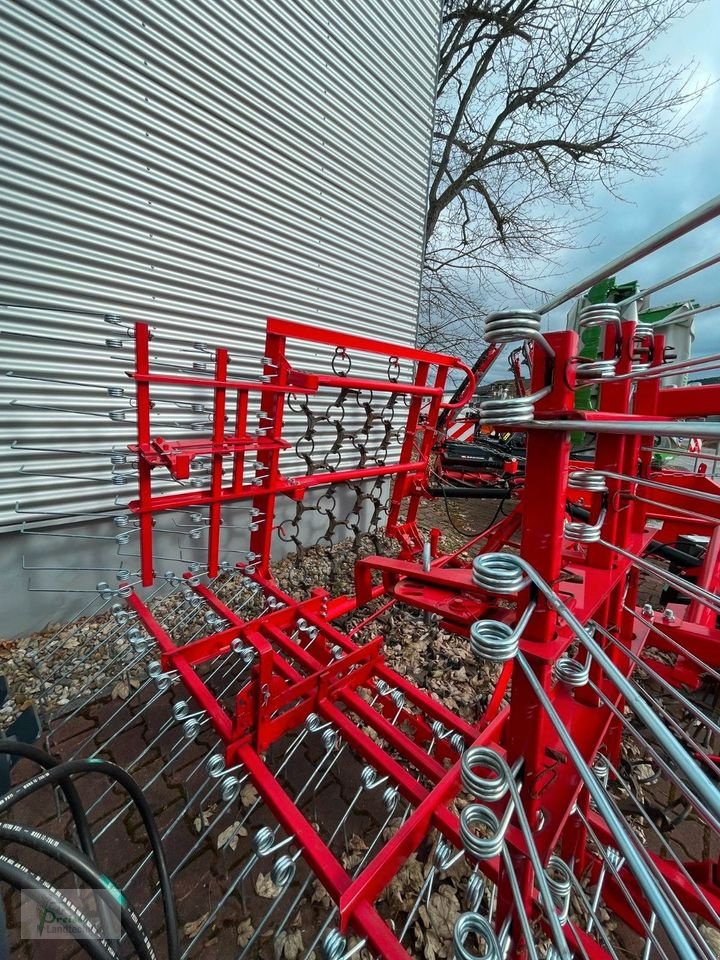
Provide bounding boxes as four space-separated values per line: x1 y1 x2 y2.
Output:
121 316 720 958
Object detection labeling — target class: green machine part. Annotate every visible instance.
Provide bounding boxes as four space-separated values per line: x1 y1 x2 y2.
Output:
574 279 698 412
574 277 638 414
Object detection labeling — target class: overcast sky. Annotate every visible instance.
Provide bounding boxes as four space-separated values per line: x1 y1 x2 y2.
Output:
536 1 720 358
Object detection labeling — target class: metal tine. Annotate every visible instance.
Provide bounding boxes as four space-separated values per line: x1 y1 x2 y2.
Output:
640 444 720 466
518 652 714 960
24 590 114 659
5 370 129 395
217 717 334 859
122 748 233 892
306 684 396 814
93 714 210 844
10 399 136 420
574 806 685 960
590 619 720 744
22 557 135 576
622 602 720 684
458 754 543 960
548 853 622 960
586 671 720 831
181 722 339 953
599 750 720 929
398 839 464 943
43 624 142 709
236 847 305 959
273 764 392 947
10 441 122 457
302 786 407 960
54 655 164 753
1 329 111 349
474 552 720 825
83 703 180 818
630 493 720 526
588 467 720 508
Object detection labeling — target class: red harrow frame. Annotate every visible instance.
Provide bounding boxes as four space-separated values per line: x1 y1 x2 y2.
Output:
10 299 720 960
113 309 720 959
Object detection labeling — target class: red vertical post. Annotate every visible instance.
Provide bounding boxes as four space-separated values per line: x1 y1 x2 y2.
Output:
231 390 249 494
386 362 430 538
249 330 288 576
207 348 229 577
502 331 575 950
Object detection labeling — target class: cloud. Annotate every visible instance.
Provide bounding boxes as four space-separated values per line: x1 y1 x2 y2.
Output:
532 2 720 359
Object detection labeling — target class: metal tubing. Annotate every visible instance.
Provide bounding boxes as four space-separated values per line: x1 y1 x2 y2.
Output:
539 194 720 313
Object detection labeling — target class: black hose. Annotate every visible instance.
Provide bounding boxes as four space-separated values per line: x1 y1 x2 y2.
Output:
0 740 97 861
0 821 155 960
0 758 179 960
0 853 120 960
427 485 513 499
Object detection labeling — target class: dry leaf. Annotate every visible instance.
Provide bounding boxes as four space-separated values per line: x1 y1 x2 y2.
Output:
700 925 720 958
182 912 209 937
255 871 280 899
425 885 460 941
422 927 445 960
311 880 331 910
193 809 213 832
216 821 247 850
111 680 129 700
236 917 253 948
276 928 304 959
240 783 259 807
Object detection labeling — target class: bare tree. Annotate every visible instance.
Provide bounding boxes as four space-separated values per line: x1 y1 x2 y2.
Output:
421 0 706 356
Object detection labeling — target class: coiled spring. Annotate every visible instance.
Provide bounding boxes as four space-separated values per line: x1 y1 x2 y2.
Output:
470 619 518 663
466 870 486 911
574 303 622 380
461 804 505 860
220 775 241 802
270 854 296 887
320 929 347 960
252 826 276 857
453 911 503 960
483 310 543 344
578 303 621 330
632 322 655 370
593 753 610 788
433 837 457 871
360 765 384 790
575 357 618 379
545 856 572 924
477 395 536 426
472 554 529 594
568 471 608 493
554 654 591 687
564 518 603 543
461 747 512 802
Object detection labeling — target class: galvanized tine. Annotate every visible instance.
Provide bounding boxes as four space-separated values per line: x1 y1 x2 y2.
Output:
94 714 210 844
575 807 678 960
622 603 720 684
598 751 720 928
56 658 165 755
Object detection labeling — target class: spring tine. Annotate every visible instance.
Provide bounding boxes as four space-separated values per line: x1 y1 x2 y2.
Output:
94 719 207 843
600 752 720 927
234 851 302 960
519 652 710 960
622 603 720 683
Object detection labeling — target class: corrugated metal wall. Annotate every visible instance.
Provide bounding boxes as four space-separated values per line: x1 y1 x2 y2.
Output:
1 0 440 528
